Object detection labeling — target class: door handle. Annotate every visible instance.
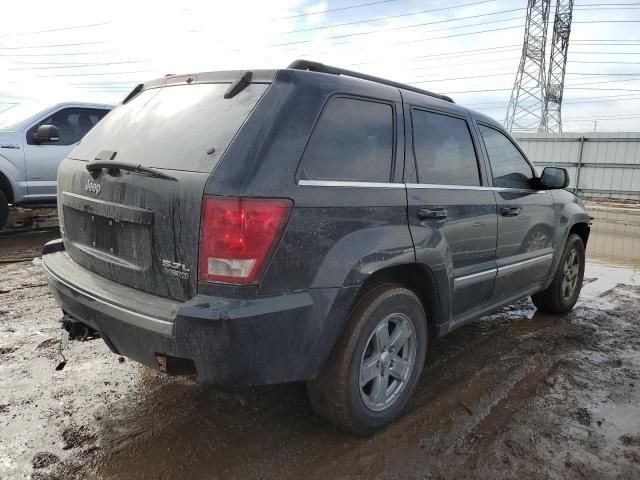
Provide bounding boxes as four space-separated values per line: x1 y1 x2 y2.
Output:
417 207 448 220
501 206 521 217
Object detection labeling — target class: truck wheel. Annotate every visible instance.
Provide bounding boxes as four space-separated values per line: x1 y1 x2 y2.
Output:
307 284 427 435
0 190 8 228
531 233 585 314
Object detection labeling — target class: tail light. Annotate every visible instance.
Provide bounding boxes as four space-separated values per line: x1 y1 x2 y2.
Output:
198 196 292 284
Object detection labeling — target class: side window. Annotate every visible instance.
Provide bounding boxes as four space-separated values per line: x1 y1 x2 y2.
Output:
412 109 480 186
298 97 394 182
479 125 534 189
27 108 109 146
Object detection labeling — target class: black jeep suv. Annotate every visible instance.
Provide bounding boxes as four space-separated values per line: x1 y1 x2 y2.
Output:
43 60 590 434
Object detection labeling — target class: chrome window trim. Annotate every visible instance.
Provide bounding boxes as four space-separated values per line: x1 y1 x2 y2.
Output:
497 253 553 276
405 183 546 194
297 180 405 189
297 179 546 194
453 268 497 288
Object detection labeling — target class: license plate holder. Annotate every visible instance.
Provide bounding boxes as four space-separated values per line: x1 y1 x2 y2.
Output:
90 215 119 254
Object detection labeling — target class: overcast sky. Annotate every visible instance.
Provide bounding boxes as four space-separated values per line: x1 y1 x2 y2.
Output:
1 0 639 132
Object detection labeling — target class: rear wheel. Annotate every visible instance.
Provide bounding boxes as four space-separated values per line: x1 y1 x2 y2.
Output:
531 233 585 313
307 284 427 435
0 190 8 228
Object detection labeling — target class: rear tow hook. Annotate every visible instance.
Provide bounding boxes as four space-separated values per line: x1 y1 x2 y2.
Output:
55 315 100 371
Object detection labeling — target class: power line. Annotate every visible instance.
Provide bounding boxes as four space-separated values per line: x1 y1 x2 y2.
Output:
567 72 640 76
466 93 640 107
0 22 111 38
568 60 640 64
278 0 497 35
350 45 521 67
573 2 640 5
563 114 640 120
572 38 640 41
0 51 114 57
270 9 525 47
570 51 640 55
9 60 147 71
271 0 398 21
0 41 105 50
410 72 640 84
573 19 640 23
296 24 524 58
34 70 151 78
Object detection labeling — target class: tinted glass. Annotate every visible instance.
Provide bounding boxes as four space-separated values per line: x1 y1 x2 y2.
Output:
412 109 480 186
69 83 269 172
298 97 393 182
479 125 534 189
27 108 109 146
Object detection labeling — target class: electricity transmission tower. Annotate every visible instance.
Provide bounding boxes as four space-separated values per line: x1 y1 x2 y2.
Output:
505 0 551 132
542 0 575 132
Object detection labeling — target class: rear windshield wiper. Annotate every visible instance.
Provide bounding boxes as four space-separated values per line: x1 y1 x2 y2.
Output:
86 161 177 181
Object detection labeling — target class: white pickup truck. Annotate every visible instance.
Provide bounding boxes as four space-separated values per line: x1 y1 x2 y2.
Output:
0 102 112 227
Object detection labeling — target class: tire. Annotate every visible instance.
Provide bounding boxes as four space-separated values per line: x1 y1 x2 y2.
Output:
0 190 8 229
307 284 427 435
531 233 585 314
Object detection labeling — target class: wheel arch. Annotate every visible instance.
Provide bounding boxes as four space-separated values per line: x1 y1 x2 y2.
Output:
0 167 15 204
569 221 590 247
351 263 440 338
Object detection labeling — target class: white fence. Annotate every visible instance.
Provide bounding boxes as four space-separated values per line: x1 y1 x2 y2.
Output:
514 132 640 201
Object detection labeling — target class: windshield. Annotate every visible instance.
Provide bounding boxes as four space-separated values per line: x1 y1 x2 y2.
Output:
70 82 270 172
0 103 49 131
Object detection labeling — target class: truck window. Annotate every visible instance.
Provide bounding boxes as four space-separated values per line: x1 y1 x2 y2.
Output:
298 97 394 182
26 108 109 146
412 109 481 186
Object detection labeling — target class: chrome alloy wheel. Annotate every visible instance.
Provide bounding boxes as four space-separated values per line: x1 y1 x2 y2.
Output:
359 313 417 412
562 248 580 301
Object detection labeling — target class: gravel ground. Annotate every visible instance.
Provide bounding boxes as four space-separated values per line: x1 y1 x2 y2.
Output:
0 205 639 479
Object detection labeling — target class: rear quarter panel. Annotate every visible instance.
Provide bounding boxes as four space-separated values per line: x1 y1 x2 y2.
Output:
204 69 414 294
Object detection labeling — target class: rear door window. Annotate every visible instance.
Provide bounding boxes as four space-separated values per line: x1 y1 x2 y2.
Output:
478 125 535 189
298 96 394 182
68 82 269 172
411 109 481 186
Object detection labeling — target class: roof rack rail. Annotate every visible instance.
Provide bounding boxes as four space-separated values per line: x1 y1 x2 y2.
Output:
288 59 454 104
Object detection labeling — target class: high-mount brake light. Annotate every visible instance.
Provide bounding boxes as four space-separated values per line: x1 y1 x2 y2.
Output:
198 196 292 285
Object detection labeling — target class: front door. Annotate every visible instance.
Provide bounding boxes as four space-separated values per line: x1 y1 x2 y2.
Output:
476 124 556 301
22 107 108 201
406 107 497 322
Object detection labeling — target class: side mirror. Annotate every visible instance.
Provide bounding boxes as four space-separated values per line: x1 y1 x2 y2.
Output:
539 166 569 190
33 124 60 144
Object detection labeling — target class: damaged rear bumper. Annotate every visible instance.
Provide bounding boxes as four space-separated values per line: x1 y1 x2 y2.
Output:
42 240 357 385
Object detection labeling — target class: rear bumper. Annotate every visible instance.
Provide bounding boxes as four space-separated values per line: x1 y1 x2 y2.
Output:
42 241 357 385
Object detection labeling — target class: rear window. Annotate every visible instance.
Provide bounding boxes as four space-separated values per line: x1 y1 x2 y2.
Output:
69 82 269 172
412 109 480 186
298 96 394 182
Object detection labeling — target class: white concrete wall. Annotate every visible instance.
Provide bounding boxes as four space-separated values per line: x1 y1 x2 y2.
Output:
514 132 640 200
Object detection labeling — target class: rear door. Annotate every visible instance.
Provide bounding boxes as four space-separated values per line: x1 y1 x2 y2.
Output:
57 78 271 302
476 123 555 300
405 106 497 322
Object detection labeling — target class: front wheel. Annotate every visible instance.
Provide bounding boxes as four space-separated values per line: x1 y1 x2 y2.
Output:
307 284 427 435
531 233 585 314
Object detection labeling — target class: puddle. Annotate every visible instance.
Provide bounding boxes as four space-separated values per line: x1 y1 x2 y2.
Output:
586 203 640 270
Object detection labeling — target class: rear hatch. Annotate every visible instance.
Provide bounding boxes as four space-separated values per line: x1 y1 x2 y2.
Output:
57 73 272 301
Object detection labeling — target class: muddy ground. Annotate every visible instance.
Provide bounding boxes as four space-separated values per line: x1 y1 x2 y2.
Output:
1 202 639 479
